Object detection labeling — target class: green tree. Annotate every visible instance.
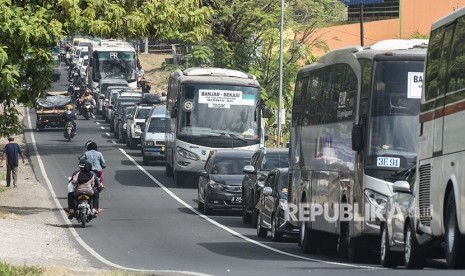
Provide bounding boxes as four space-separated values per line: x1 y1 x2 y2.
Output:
0 0 212 137
188 0 346 146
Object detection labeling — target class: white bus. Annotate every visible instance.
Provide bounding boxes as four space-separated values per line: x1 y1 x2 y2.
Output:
287 39 427 261
407 7 465 269
87 40 138 93
165 67 270 185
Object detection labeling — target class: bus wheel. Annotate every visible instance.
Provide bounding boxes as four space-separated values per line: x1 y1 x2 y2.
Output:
380 224 400 267
338 221 349 257
445 191 465 268
404 220 424 269
300 222 319 254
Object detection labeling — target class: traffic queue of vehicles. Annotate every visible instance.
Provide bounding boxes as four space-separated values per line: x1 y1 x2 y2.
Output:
57 6 465 267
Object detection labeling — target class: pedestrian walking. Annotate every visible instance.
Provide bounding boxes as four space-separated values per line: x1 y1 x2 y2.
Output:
0 136 26 187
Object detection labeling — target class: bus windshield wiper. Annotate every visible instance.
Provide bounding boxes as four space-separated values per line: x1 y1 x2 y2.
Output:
210 131 247 143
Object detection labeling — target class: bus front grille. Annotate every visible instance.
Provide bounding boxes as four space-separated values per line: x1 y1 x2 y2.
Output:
419 164 431 226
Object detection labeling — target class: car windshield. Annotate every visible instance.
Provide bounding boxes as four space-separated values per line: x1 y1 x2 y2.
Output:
136 108 152 119
148 118 166 132
110 92 120 104
260 152 289 170
212 156 251 175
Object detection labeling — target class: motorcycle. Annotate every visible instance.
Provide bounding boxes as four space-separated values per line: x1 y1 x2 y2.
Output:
74 193 94 228
81 100 94 120
63 121 75 141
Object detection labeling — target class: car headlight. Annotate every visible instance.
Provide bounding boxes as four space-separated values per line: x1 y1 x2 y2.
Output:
209 181 225 190
364 189 388 209
176 146 199 161
145 141 154 146
123 123 127 130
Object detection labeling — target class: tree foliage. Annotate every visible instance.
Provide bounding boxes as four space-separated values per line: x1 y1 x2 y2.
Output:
0 0 212 137
188 0 346 145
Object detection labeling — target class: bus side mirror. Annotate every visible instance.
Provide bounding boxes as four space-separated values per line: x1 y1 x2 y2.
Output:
170 108 177 118
352 125 364 151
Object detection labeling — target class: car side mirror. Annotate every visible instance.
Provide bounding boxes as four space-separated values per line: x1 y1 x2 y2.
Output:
262 186 273 196
352 125 364 151
170 108 177 118
393 180 411 193
198 170 208 178
243 165 256 174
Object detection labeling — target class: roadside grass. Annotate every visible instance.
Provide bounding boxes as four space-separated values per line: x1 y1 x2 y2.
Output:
0 262 150 276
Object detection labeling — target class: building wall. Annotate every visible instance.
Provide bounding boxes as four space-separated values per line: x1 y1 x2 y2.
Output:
312 0 465 56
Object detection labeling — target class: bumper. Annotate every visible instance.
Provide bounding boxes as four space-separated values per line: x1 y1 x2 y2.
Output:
143 147 166 160
205 188 242 210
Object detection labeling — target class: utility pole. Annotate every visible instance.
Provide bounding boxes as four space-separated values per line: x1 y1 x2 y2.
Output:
277 0 284 148
360 2 364 46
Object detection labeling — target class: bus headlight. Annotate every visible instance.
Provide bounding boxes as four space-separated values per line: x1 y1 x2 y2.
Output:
364 189 388 209
176 146 199 161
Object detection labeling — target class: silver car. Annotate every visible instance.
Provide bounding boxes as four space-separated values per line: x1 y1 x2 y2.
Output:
380 166 416 267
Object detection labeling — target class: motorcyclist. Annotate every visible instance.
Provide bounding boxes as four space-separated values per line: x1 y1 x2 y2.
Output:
79 89 96 116
61 104 77 133
80 141 106 186
66 160 103 219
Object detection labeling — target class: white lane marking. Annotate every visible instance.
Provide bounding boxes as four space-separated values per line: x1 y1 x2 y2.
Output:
119 148 379 270
111 140 117 144
100 126 105 130
96 122 100 125
25 108 212 276
105 133 111 137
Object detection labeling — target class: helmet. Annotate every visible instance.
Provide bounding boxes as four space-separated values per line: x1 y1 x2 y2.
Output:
87 141 97 151
85 140 93 149
66 104 73 110
78 160 92 171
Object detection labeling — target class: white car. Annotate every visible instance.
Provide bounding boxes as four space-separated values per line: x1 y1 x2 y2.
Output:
126 104 153 149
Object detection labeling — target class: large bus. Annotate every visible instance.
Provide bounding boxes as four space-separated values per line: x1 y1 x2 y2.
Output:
87 40 138 94
287 39 427 261
165 67 270 185
407 7 465 269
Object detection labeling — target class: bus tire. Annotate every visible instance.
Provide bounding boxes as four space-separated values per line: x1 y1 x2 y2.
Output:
338 221 349 257
300 222 318 254
445 191 465 268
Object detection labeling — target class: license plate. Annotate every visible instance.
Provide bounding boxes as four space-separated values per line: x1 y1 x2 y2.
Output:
231 196 242 203
377 157 400 168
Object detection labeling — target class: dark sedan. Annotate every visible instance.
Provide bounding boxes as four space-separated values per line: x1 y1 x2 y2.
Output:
256 168 298 241
198 149 253 215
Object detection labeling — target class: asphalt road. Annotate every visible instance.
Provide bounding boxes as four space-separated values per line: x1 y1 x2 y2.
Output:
22 64 460 276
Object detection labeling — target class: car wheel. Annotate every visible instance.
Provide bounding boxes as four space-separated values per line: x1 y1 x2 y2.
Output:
203 194 211 215
251 208 258 228
380 224 399 267
130 138 138 149
166 161 174 177
445 191 465 268
271 214 283 242
256 211 267 238
242 193 251 224
404 220 424 269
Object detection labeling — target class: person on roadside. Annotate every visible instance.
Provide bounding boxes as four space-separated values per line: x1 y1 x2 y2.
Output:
67 160 103 219
0 136 26 188
80 141 106 186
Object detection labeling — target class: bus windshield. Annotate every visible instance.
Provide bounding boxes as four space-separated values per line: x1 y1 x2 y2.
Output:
94 51 136 81
178 84 260 140
367 60 423 170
